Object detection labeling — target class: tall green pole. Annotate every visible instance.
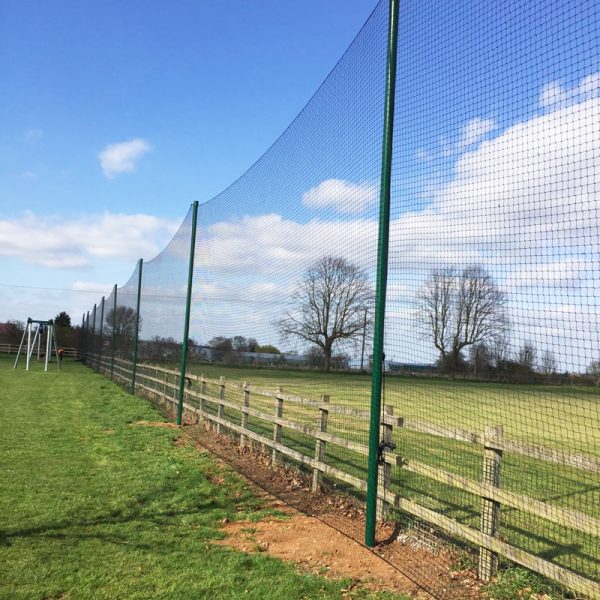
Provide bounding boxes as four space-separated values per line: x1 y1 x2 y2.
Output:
131 259 143 395
365 0 399 548
91 304 97 364
177 201 199 427
80 314 85 361
110 284 117 381
85 312 90 363
97 296 105 373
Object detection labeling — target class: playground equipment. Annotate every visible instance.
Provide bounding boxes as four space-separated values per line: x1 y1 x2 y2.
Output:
13 318 61 371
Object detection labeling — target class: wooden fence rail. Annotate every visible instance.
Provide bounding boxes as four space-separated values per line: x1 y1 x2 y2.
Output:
83 355 600 599
1 343 80 358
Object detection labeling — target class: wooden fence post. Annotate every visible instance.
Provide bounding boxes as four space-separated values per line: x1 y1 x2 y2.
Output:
198 375 206 426
376 405 394 521
240 381 250 447
479 424 503 582
217 376 225 434
272 386 284 466
311 394 330 492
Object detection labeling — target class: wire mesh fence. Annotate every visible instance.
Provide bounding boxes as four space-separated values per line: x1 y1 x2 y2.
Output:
79 0 600 596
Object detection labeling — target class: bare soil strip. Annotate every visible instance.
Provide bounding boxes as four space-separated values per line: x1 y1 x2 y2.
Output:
178 422 481 599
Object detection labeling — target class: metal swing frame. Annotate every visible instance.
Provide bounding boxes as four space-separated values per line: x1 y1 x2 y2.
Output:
13 318 61 371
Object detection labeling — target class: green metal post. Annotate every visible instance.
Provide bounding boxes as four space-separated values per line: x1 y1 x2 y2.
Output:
131 259 143 395
91 304 97 365
80 314 85 361
177 201 199 427
97 296 105 373
85 312 90 362
365 0 399 547
110 284 117 381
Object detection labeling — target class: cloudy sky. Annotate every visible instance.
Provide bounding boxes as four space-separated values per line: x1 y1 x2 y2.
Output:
0 0 377 322
2 0 599 372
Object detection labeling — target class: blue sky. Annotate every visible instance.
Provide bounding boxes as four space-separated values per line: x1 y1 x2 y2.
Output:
1 0 379 218
2 0 599 372
0 0 381 321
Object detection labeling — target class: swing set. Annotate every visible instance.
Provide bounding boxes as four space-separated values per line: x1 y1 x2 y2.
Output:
13 318 61 371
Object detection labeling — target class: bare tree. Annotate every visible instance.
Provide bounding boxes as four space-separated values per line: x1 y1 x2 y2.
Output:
589 360 600 386
104 306 140 338
540 350 557 381
517 341 537 371
418 265 508 373
469 342 491 380
277 256 374 372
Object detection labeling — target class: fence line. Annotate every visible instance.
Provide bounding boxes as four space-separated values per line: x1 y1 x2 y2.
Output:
86 353 600 598
74 0 600 593
0 343 80 359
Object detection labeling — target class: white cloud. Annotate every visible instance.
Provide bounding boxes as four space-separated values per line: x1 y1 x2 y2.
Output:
191 72 600 369
302 179 378 214
505 259 590 290
71 281 114 294
98 138 151 179
539 71 600 110
456 117 496 149
0 211 177 268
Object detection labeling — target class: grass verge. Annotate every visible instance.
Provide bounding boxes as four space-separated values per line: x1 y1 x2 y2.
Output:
0 356 409 599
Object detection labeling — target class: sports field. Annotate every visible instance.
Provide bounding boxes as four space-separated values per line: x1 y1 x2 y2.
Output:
0 356 408 600
181 362 600 587
189 363 600 457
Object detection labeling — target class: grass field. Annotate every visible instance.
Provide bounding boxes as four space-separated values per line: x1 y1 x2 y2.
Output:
0 355 408 600
174 362 600 588
187 362 600 457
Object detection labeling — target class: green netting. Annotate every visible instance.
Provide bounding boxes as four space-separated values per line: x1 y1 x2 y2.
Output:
137 207 193 366
79 0 600 595
109 262 141 386
100 289 114 376
385 0 600 589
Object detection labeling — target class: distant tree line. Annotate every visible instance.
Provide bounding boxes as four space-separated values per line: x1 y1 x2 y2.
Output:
0 314 82 349
205 336 281 365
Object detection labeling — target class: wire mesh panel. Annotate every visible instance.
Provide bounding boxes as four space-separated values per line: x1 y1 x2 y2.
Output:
110 263 141 387
187 0 390 485
101 289 115 376
75 0 600 595
386 0 600 590
137 208 193 371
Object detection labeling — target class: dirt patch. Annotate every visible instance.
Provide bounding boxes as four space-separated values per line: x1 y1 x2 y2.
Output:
143 399 483 599
217 514 434 597
130 420 180 429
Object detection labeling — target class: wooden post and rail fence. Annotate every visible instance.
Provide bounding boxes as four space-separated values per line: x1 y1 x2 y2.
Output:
1 343 80 358
86 353 600 599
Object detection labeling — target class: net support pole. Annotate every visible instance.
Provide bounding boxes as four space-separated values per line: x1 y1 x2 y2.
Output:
131 259 143 395
97 296 105 373
365 0 399 548
110 285 117 381
91 304 97 363
85 312 90 363
177 201 199 427
80 314 85 359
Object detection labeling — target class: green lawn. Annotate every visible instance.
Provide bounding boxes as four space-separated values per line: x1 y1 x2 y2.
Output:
175 362 600 587
0 356 408 600
187 363 600 457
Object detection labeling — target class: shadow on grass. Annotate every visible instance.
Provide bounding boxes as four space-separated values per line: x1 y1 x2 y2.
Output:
0 482 231 550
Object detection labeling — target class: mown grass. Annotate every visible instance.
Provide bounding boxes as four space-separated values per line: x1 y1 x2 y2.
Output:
0 355 409 600
187 363 600 457
175 362 600 588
